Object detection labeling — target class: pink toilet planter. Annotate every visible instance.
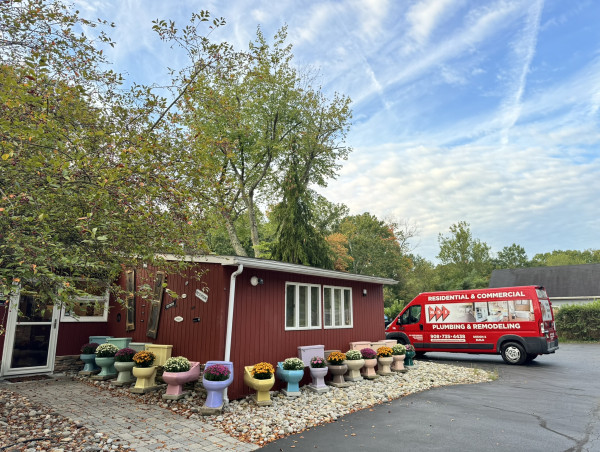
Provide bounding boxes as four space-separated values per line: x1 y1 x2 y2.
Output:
162 361 201 400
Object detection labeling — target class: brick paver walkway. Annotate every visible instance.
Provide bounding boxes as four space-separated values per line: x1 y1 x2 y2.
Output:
5 377 258 452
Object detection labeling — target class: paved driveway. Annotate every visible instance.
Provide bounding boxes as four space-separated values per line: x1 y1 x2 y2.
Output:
261 343 600 452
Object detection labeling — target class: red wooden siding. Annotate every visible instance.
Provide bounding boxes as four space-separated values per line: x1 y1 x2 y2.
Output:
225 266 386 399
55 322 114 356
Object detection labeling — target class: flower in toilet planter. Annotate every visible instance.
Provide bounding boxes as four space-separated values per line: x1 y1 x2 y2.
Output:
282 357 305 370
163 356 191 373
377 346 393 358
360 348 377 360
80 342 99 354
404 344 415 352
310 356 326 368
203 364 231 381
95 343 119 358
326 351 346 365
114 348 136 362
392 344 406 355
251 362 274 380
132 350 155 368
345 350 363 360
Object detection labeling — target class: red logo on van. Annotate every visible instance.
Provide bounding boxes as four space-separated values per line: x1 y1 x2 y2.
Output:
429 305 450 321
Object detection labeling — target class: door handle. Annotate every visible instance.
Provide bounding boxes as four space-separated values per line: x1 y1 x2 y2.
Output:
419 324 423 331
53 319 58 329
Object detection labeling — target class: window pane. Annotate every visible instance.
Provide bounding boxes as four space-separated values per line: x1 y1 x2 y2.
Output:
18 295 53 322
343 289 352 325
286 285 296 328
334 289 342 326
11 324 50 368
323 288 332 326
311 286 320 327
299 285 307 327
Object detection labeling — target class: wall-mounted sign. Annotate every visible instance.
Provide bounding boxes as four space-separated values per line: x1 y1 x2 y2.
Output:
165 300 176 310
195 289 208 303
174 316 184 323
181 293 187 299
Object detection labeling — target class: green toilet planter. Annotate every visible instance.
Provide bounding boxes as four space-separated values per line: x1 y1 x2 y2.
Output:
112 348 137 386
106 337 132 349
79 342 100 375
404 345 416 367
92 343 119 380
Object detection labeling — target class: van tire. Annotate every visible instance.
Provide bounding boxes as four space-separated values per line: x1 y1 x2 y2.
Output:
525 353 538 363
501 342 527 365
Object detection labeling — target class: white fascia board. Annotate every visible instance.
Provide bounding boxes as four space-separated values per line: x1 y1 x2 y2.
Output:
159 254 398 286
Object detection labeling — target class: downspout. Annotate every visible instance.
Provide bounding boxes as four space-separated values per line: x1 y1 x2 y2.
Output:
224 264 243 402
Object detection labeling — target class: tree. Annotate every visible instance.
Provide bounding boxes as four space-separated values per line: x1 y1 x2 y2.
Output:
269 164 332 268
437 221 492 289
530 249 600 266
170 26 351 257
0 1 213 314
496 243 530 268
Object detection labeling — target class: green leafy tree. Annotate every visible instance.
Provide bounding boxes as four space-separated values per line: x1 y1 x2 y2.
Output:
495 243 530 268
168 26 351 257
436 221 492 289
0 0 214 314
530 249 600 267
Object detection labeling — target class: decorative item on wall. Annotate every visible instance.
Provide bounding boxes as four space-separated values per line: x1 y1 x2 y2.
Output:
174 316 184 323
146 271 165 339
195 288 208 302
125 269 136 331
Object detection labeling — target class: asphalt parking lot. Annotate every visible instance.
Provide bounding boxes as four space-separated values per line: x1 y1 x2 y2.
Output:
262 343 600 452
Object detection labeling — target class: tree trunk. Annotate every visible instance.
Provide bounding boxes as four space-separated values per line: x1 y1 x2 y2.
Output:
222 211 247 256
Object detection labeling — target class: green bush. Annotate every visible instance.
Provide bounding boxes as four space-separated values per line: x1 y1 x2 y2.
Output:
555 300 600 341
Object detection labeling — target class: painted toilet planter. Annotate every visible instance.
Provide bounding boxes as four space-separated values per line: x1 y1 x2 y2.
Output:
113 361 136 385
79 353 100 375
344 358 365 381
162 361 201 400
244 364 275 406
361 358 379 379
131 366 159 393
93 357 117 380
404 349 416 367
327 364 349 387
276 361 305 397
377 356 394 376
201 361 234 415
391 354 406 372
308 366 329 393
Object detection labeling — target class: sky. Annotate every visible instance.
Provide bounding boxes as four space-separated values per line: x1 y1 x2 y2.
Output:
76 0 600 262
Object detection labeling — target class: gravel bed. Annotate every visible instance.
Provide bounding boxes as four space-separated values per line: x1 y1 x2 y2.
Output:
1 361 492 449
0 386 128 452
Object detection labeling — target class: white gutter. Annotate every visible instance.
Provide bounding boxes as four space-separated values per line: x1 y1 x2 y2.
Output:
225 264 243 362
223 264 243 403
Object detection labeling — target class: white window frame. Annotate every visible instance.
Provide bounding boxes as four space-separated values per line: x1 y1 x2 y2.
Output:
323 285 353 329
284 282 322 330
60 281 109 323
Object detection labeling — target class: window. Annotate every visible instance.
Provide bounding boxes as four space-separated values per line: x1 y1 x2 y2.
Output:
323 286 353 329
60 279 109 322
285 283 321 330
399 305 421 325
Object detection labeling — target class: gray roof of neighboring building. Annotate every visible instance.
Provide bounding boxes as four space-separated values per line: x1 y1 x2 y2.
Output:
489 264 600 297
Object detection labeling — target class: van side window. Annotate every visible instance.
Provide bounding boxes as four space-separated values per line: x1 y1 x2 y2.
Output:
399 305 422 325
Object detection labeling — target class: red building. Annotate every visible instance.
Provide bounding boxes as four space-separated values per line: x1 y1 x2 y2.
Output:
1 255 396 399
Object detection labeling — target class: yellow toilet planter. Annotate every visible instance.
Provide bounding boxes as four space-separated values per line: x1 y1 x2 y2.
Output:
144 344 173 367
244 366 275 406
130 365 159 393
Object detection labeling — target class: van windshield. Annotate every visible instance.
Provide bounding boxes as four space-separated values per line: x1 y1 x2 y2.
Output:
399 305 421 325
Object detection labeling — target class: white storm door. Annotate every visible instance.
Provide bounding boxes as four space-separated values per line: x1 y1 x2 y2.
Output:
1 290 60 376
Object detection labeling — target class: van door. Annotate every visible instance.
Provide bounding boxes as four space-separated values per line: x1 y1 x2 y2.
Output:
397 304 425 348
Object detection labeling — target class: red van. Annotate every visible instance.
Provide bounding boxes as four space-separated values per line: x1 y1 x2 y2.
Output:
385 286 559 364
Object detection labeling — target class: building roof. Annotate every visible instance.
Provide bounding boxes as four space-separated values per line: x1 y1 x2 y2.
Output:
161 254 398 285
489 264 600 297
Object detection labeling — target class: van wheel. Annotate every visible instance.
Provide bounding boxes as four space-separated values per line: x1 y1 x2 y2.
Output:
525 353 538 363
501 342 527 365
415 351 426 358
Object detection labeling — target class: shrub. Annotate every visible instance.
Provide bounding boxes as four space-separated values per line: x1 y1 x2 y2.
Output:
133 351 155 367
282 357 305 370
360 347 376 359
163 356 191 373
326 351 346 365
251 362 274 380
114 348 136 362
555 300 600 341
310 356 326 368
204 364 231 381
377 346 393 358
95 343 119 358
81 342 99 354
345 350 362 360
392 344 406 355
